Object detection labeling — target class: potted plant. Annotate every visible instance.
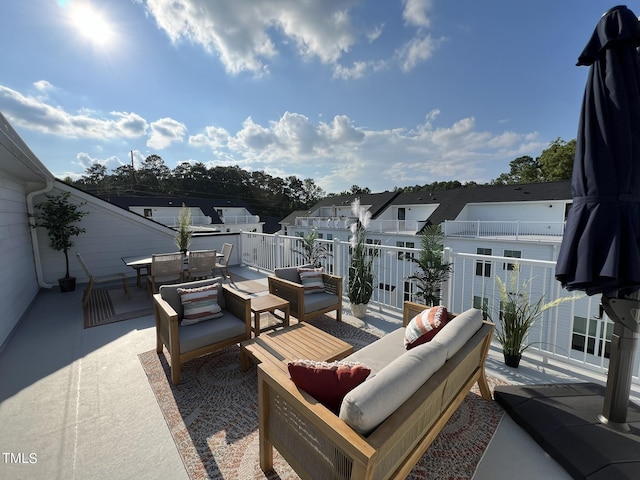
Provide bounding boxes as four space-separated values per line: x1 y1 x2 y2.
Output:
347 199 374 319
174 203 192 254
292 228 331 267
34 191 88 292
490 267 578 367
407 224 452 306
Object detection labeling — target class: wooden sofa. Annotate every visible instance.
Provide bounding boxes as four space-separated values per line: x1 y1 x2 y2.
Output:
267 265 342 322
257 301 494 480
153 278 252 384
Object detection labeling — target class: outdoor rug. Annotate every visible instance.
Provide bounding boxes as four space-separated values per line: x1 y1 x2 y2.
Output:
84 285 153 328
139 315 506 479
228 279 269 295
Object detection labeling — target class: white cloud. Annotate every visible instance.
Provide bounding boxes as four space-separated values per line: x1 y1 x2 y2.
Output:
396 34 440 72
147 117 187 149
0 84 147 139
402 0 433 28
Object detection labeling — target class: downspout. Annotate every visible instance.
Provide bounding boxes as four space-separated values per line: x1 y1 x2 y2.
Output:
27 179 55 288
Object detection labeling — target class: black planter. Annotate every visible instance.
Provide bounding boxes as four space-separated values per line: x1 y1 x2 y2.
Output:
58 276 76 292
503 352 522 368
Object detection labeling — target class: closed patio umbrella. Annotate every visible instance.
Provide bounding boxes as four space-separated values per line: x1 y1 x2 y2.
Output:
556 5 640 431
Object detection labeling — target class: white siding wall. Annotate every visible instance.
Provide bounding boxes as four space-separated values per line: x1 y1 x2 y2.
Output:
32 185 240 284
465 202 566 222
0 175 40 347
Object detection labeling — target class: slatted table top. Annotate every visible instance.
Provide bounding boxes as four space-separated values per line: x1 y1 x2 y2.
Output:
240 322 353 373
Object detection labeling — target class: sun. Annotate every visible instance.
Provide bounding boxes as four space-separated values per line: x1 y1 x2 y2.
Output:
69 2 114 47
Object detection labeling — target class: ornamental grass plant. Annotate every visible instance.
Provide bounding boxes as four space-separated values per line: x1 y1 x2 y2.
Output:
348 199 374 306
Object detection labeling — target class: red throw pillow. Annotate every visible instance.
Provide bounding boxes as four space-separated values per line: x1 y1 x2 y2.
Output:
288 360 371 413
404 306 448 349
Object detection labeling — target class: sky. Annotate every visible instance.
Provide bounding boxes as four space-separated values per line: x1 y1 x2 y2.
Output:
0 0 627 194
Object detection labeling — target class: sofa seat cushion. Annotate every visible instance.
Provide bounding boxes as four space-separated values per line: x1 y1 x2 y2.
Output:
431 308 483 360
160 278 224 317
178 312 246 354
340 340 448 435
302 292 338 314
344 328 406 376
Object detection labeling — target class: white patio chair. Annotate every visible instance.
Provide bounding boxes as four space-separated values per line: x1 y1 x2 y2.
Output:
76 252 130 306
214 243 234 281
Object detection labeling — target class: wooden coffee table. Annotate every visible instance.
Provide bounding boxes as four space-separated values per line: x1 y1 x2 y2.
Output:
251 293 290 337
240 322 354 374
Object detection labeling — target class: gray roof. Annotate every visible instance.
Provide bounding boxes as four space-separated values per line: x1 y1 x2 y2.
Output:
394 180 572 226
310 191 400 219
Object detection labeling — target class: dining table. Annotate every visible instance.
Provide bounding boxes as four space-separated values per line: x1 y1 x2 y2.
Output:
122 252 223 287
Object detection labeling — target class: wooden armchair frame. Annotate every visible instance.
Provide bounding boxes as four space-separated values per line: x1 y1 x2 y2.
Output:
268 272 343 322
153 283 252 384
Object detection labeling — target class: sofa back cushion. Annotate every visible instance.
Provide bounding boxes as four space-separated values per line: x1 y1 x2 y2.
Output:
339 340 448 435
274 264 312 284
160 278 224 317
431 308 483 360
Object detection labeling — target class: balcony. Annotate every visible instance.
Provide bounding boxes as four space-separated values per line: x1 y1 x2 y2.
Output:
2 232 639 479
294 216 427 233
444 220 565 241
220 214 260 224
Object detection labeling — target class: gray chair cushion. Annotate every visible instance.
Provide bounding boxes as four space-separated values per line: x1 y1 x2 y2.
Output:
159 278 224 317
274 264 312 284
178 311 246 353
302 292 338 314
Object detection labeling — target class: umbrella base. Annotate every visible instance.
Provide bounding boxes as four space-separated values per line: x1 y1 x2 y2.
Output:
495 383 640 480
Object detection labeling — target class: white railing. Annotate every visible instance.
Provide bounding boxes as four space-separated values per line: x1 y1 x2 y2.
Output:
221 215 260 224
152 215 212 226
444 220 565 240
239 231 640 384
294 216 427 233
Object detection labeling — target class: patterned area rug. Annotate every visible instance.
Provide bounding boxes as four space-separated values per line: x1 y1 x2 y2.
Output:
139 316 505 479
227 280 269 295
84 285 153 328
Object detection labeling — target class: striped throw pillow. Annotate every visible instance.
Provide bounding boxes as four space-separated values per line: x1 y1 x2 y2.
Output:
178 283 223 326
298 267 325 295
404 306 448 349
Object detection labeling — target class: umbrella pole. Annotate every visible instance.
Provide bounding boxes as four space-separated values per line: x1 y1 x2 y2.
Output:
598 293 640 432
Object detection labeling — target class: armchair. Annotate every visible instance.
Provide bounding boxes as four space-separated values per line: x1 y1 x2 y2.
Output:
153 277 252 384
268 265 342 322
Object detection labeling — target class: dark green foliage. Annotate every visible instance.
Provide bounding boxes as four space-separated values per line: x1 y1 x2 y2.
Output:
407 225 452 306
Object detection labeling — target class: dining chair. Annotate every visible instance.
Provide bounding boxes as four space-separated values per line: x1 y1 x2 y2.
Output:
76 252 130 306
186 250 217 280
214 243 234 281
146 252 185 295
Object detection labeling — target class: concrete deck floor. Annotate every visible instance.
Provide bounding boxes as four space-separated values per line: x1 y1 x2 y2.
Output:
2 266 636 479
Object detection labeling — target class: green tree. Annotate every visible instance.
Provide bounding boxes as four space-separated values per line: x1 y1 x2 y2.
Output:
538 138 575 181
492 156 542 185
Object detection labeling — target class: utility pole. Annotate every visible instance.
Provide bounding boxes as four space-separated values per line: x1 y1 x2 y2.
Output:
130 150 137 192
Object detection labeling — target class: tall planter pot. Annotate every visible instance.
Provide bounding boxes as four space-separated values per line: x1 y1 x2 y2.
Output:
350 303 367 319
503 351 522 368
58 276 77 292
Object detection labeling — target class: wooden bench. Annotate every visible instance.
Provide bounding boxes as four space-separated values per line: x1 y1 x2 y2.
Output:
257 302 494 480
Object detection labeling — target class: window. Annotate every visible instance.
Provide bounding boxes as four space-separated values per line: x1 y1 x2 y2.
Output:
473 296 489 319
475 248 492 277
143 208 152 217
326 234 333 241
571 316 612 359
503 249 521 270
397 207 406 220
404 280 416 301
396 241 415 261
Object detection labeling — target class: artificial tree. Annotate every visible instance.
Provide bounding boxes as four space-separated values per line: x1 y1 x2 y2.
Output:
35 191 88 292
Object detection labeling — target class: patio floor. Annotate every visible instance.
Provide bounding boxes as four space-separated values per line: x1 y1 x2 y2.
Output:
3 266 637 479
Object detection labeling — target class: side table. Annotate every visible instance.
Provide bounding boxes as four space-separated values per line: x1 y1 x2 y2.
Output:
250 293 290 337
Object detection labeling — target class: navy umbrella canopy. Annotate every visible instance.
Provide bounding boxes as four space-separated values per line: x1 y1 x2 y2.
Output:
556 5 640 296
556 5 640 430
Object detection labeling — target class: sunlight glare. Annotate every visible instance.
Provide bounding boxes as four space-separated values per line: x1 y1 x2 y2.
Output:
70 3 114 47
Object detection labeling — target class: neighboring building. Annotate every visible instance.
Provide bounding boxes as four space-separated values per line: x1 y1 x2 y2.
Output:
103 195 264 234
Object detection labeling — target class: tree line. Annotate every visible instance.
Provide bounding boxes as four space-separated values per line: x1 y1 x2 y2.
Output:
68 138 575 218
